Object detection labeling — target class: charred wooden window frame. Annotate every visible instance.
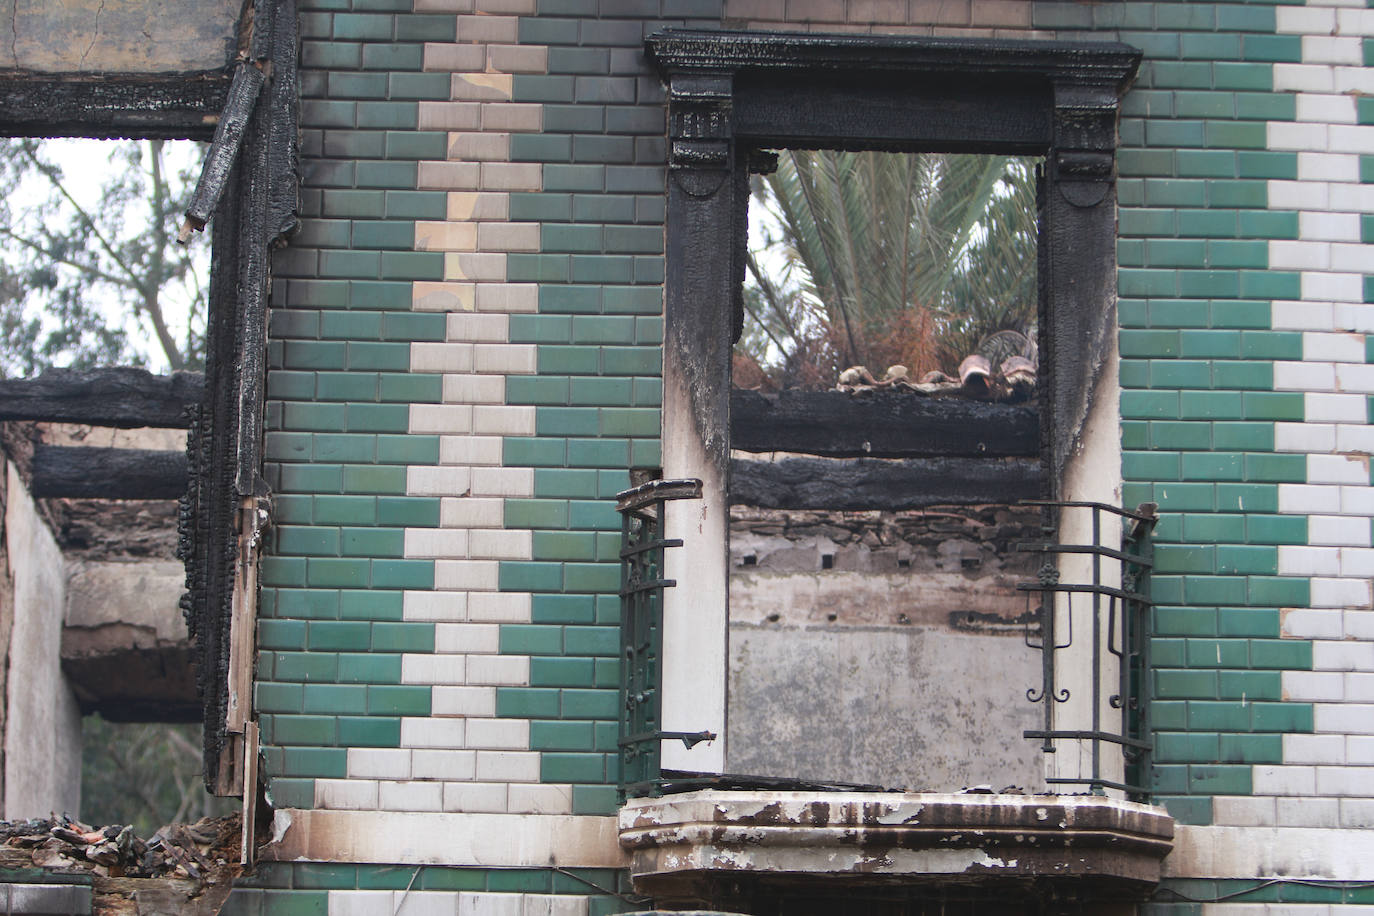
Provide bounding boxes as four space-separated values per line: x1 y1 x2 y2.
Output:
643 30 1141 775
0 0 299 802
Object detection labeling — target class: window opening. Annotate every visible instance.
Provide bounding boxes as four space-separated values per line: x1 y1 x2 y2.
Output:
0 136 232 833
621 29 1167 906
727 148 1047 791
0 138 209 378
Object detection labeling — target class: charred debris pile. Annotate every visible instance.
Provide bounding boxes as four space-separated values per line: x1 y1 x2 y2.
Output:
0 813 239 879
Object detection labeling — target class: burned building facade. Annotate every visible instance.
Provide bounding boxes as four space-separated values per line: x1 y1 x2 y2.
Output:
1 0 1373 914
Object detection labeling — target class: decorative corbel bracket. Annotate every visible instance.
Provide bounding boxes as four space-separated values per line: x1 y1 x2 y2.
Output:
1052 80 1120 209
667 72 734 197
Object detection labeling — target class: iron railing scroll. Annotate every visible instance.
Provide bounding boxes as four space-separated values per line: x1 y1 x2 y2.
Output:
1017 500 1159 801
616 477 707 799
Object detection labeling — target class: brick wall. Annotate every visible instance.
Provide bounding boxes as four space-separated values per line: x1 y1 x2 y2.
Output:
243 0 1374 913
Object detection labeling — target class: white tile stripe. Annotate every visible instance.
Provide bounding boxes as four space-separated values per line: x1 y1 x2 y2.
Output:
1238 0 1374 834
1269 0 1373 616
337 0 550 811
327 890 589 915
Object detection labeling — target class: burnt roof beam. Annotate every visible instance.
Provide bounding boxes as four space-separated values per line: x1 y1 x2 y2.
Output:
0 368 203 428
0 73 233 141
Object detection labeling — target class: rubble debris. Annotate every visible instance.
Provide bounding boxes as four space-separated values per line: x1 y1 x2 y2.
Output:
0 814 239 881
0 815 242 916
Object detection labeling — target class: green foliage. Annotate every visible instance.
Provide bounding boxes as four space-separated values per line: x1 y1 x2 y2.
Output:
741 150 1039 388
0 138 208 378
81 716 235 835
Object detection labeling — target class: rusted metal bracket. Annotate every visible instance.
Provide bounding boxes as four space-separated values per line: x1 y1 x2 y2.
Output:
619 729 717 749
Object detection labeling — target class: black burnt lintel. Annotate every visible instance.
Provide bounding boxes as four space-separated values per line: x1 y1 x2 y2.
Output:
0 72 231 140
32 446 188 500
645 30 1140 85
730 456 1043 511
0 368 203 428
730 388 1039 459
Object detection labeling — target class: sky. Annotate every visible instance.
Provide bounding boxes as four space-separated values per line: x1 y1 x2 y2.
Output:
3 138 209 374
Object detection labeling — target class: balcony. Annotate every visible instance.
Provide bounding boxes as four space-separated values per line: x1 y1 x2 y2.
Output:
621 789 1174 900
614 481 1173 907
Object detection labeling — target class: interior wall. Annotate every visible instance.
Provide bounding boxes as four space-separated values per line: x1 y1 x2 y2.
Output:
3 463 82 819
726 506 1046 791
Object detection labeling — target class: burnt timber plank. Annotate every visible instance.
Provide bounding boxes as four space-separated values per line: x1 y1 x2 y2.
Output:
0 74 230 140
31 446 188 499
182 62 266 233
730 388 1039 459
730 456 1044 510
0 368 203 428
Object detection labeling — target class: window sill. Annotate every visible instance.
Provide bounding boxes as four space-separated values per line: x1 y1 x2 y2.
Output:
619 789 1174 897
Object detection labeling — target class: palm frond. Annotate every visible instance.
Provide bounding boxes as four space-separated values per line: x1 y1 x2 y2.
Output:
744 148 1040 386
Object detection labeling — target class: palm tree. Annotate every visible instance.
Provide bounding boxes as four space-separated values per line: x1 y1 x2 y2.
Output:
740 149 1038 388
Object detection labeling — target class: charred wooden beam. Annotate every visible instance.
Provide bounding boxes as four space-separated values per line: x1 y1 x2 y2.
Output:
180 62 266 240
31 446 188 500
730 388 1039 459
730 456 1044 510
0 74 231 140
0 368 203 428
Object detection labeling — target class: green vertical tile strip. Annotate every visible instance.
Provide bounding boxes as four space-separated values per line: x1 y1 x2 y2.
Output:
500 0 722 803
1103 0 1316 824
264 0 455 807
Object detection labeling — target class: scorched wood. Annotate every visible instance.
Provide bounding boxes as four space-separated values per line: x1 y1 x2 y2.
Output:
730 456 1044 510
730 388 1039 459
32 446 189 500
0 369 203 428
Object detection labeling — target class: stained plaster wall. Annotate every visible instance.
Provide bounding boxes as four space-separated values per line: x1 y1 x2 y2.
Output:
726 505 1044 790
0 0 244 73
54 428 191 680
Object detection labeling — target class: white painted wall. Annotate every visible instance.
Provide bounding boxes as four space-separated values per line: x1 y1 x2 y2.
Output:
1052 334 1127 794
659 370 728 774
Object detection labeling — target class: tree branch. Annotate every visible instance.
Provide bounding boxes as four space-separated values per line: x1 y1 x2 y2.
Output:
19 145 143 288
142 140 185 370
0 224 136 289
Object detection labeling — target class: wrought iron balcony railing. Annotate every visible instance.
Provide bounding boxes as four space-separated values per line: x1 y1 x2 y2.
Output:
615 477 708 799
1017 500 1159 801
615 488 1158 801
